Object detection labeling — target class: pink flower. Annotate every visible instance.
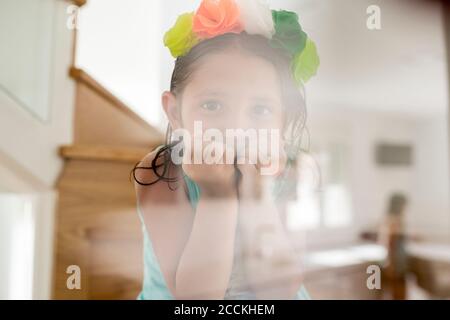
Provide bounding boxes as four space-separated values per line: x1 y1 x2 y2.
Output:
193 0 244 39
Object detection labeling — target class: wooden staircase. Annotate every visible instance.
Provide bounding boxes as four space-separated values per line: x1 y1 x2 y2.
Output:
52 65 164 298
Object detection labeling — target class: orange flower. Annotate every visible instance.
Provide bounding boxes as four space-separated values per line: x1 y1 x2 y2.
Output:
193 0 244 39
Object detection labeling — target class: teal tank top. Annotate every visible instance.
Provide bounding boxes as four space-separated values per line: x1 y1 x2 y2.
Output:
136 170 311 300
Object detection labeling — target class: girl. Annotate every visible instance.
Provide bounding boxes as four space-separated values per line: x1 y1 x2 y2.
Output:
132 0 319 300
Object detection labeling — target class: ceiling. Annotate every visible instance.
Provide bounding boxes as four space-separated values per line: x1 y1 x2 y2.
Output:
276 0 448 117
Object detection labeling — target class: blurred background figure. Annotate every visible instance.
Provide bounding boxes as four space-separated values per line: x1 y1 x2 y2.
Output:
378 193 409 300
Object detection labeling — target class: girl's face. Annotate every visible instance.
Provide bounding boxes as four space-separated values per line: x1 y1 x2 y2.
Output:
165 50 285 137
163 50 287 172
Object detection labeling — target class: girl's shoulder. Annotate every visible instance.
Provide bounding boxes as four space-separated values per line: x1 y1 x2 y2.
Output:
134 146 183 205
134 147 162 185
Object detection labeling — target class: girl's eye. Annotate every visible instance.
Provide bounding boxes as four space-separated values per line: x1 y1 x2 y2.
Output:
200 101 222 112
252 105 272 116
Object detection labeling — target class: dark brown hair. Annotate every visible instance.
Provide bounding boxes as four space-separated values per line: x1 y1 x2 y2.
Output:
132 33 308 187
388 193 408 216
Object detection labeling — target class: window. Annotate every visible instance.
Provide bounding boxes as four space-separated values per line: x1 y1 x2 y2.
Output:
286 141 353 231
0 194 35 299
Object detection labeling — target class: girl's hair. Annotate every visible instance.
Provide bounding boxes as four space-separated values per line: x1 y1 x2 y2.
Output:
388 193 407 216
132 32 309 188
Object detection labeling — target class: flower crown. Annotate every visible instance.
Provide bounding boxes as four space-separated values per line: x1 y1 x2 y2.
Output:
163 0 320 85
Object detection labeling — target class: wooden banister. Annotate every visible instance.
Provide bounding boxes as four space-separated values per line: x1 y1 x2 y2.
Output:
69 67 164 148
59 145 153 163
69 67 158 133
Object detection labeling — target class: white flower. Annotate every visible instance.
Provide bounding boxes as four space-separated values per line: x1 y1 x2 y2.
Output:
236 0 275 39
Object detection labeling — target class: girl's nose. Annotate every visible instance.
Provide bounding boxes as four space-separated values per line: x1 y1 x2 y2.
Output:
229 107 251 131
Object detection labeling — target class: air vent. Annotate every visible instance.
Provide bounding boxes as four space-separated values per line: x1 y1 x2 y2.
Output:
375 143 413 166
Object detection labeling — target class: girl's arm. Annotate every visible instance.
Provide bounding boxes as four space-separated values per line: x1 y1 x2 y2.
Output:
239 199 303 299
237 164 303 299
175 192 239 299
136 150 239 300
173 147 240 299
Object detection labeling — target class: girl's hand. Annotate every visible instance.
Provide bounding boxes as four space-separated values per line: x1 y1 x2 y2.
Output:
182 141 237 198
236 144 288 200
257 140 289 178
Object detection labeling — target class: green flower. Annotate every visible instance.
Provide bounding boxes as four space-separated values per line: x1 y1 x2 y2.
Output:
293 38 320 83
163 12 200 58
270 10 307 57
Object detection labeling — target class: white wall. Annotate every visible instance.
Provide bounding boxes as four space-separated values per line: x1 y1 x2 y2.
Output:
76 0 163 128
303 106 450 248
0 0 75 299
412 116 450 239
